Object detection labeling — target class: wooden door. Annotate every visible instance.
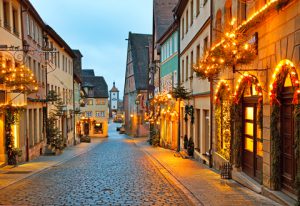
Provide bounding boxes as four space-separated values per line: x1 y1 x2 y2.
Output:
242 103 263 182
281 87 296 193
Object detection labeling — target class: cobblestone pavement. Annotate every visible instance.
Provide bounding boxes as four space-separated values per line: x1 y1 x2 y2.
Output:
0 124 191 206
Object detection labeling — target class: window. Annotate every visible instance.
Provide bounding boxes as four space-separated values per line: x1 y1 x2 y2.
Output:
86 111 92 117
196 0 200 16
181 18 185 39
186 56 189 81
181 59 184 83
215 10 222 41
96 111 105 117
203 37 208 54
26 14 30 36
96 99 105 105
185 10 188 33
190 0 194 26
190 51 194 77
12 7 19 36
87 99 93 105
38 63 41 82
3 1 10 29
196 44 200 63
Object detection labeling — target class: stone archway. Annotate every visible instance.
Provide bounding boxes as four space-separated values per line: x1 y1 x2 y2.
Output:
232 73 263 182
269 59 300 194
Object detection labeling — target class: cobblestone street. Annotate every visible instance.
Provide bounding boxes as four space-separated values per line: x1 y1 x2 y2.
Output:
0 123 190 206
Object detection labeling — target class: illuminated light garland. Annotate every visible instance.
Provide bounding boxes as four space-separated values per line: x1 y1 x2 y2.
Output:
0 57 39 93
214 80 231 105
194 0 284 80
233 73 263 104
269 59 300 105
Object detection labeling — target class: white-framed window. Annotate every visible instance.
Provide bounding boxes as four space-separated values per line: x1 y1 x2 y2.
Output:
96 111 105 117
86 111 92 117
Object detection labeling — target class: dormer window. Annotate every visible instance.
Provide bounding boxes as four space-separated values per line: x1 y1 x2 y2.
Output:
88 88 94 96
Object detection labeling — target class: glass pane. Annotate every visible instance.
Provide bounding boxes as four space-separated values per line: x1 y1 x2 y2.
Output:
257 141 263 157
252 84 258 96
284 74 292 87
245 137 253 152
243 86 251 97
245 107 254 120
245 122 254 136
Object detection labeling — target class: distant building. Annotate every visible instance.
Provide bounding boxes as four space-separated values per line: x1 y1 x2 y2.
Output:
80 70 109 137
72 49 84 144
124 32 152 137
109 82 119 117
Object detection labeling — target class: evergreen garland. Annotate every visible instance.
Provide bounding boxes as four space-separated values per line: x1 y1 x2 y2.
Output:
5 107 20 165
294 104 300 204
270 105 281 190
233 104 243 168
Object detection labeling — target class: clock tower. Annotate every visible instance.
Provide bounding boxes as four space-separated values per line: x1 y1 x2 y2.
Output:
109 82 119 118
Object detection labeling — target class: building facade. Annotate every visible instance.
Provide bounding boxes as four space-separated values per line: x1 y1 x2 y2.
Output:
81 69 109 137
46 25 75 147
0 0 26 165
197 0 300 203
175 0 212 164
157 24 179 149
124 32 151 137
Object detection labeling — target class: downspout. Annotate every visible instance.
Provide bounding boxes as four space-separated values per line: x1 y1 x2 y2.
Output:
176 14 181 153
20 1 29 161
209 0 213 168
72 75 75 145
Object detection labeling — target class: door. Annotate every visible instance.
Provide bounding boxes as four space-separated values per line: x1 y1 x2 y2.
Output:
281 86 296 193
242 103 262 182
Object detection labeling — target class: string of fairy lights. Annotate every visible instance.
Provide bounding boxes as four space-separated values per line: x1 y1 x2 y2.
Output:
0 56 39 96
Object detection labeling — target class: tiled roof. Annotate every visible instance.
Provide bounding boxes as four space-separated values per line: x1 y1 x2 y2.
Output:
110 82 119 92
129 32 152 90
153 0 179 41
81 69 108 98
82 69 95 77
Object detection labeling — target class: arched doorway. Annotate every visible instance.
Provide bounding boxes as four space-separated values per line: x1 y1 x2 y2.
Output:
215 80 232 161
233 74 263 182
270 60 299 194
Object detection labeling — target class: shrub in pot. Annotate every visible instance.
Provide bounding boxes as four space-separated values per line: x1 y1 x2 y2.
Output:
187 137 194 157
184 134 188 149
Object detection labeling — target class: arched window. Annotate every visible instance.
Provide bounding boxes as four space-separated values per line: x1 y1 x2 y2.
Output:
224 0 232 32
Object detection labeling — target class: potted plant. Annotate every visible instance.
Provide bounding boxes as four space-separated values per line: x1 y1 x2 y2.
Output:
187 137 194 157
184 134 188 149
11 148 22 165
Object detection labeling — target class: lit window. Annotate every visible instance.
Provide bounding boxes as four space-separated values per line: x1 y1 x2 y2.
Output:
244 137 253 152
87 99 93 105
245 107 254 120
245 122 254 136
284 74 293 87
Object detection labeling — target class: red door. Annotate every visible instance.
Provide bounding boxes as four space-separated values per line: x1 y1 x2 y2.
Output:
281 87 296 193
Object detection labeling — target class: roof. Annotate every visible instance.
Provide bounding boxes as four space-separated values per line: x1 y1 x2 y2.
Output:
110 82 119 93
127 32 152 90
153 0 179 41
174 0 188 17
81 69 108 98
45 25 76 58
73 49 83 81
82 69 95 77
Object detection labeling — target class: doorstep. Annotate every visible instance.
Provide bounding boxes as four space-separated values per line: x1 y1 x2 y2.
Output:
232 168 262 194
262 187 297 206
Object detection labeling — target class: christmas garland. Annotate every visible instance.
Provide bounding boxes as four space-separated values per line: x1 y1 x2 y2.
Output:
294 104 300 203
269 61 300 194
232 104 243 167
270 105 281 189
5 106 22 165
215 82 232 160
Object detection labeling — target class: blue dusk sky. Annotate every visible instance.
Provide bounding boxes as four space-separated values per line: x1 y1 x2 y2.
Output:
30 0 153 98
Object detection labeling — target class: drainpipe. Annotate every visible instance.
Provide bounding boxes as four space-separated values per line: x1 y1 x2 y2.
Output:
176 15 181 153
209 0 213 168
